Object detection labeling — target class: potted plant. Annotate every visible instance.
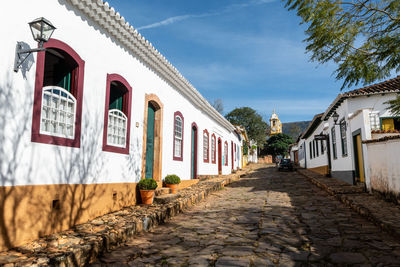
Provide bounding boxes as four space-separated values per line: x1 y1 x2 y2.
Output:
138 178 158 204
164 174 181 194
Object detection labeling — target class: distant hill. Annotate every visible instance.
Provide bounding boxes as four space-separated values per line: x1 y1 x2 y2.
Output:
282 121 311 141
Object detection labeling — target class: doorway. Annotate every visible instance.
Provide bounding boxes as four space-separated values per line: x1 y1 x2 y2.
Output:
353 131 365 183
142 94 163 181
218 138 222 174
191 123 198 179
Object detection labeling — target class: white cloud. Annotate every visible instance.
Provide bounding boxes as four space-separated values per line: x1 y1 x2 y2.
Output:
137 0 277 30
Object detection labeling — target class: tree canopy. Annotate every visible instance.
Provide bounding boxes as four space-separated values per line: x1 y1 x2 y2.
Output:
263 133 294 157
284 0 400 112
225 107 268 148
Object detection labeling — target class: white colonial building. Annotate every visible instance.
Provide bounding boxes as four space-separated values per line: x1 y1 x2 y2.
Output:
295 76 400 189
0 0 243 250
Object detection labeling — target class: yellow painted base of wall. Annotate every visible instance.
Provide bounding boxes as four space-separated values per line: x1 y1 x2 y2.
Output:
0 182 138 252
309 165 329 176
178 179 199 189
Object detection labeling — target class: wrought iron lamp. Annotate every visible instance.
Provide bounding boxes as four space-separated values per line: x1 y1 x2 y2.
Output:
14 17 56 72
332 111 340 125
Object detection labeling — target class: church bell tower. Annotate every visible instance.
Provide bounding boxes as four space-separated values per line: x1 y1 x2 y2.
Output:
270 109 282 135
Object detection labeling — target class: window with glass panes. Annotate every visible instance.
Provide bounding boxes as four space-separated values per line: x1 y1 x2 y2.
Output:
331 126 337 159
340 119 348 156
174 115 183 158
102 74 132 154
203 130 209 162
211 134 216 163
32 39 85 148
224 141 228 166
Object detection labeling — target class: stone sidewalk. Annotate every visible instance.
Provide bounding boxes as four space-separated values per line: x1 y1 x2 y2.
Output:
0 164 259 267
298 168 400 240
93 165 400 266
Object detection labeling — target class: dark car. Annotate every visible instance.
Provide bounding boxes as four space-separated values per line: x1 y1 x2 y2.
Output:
278 159 295 171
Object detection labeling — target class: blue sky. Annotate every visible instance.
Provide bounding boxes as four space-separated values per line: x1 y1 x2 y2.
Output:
109 0 345 123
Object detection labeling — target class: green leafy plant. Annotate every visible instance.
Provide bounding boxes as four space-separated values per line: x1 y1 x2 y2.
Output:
164 174 181 185
138 178 158 190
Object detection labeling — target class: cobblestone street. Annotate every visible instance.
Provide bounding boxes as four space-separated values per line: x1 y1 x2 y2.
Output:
93 166 400 266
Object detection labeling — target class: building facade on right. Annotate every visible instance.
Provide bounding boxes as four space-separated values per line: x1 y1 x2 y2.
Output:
293 76 400 194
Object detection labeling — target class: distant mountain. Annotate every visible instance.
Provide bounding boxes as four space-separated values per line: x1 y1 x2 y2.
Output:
282 121 311 141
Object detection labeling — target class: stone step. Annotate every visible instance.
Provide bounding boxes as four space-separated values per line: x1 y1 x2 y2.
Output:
155 187 171 196
154 193 180 204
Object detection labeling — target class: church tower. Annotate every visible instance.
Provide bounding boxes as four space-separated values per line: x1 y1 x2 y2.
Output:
270 109 282 135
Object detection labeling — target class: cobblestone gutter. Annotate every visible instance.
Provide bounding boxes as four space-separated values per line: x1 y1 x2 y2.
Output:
297 168 400 240
0 166 256 267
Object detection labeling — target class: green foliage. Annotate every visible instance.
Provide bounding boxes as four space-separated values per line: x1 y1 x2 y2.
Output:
385 97 400 116
225 107 268 148
264 133 294 157
138 178 158 190
285 0 400 88
243 140 249 155
164 174 181 184
284 0 400 113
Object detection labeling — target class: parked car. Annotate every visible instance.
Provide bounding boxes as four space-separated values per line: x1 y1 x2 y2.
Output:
278 159 295 171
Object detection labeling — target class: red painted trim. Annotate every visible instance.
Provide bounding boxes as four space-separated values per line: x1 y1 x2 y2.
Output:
191 122 198 179
31 38 85 147
211 133 216 164
203 129 209 163
224 141 228 166
172 111 184 161
102 74 132 154
231 141 234 170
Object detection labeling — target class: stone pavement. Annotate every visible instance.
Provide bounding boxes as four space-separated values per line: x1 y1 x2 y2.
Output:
298 168 400 240
0 165 257 267
92 166 400 266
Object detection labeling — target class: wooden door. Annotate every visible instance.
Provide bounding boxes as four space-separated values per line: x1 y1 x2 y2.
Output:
218 139 222 174
355 134 365 182
145 104 155 178
191 125 198 179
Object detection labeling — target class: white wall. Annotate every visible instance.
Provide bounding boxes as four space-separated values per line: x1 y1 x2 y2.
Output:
0 0 240 186
366 138 400 196
303 121 329 169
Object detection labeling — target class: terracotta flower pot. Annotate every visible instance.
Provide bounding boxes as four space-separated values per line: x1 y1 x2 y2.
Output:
140 190 155 205
166 184 178 194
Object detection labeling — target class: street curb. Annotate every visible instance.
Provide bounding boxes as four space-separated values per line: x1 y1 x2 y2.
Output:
297 169 400 240
0 168 252 267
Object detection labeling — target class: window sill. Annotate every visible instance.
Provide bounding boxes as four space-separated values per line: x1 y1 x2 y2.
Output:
103 144 129 154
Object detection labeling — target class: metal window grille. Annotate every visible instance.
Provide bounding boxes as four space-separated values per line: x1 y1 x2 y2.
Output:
174 116 182 157
340 120 348 156
211 136 215 162
224 143 228 165
203 133 208 161
369 112 380 130
40 86 76 139
107 109 127 147
331 127 337 159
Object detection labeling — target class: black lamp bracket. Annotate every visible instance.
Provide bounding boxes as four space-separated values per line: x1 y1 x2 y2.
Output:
14 42 45 72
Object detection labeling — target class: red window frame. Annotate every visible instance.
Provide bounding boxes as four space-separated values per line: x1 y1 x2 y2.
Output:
102 74 132 154
203 129 209 163
224 141 228 166
211 133 216 164
173 111 184 161
31 38 85 147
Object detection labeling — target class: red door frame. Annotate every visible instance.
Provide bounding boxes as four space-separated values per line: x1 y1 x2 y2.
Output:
217 138 222 174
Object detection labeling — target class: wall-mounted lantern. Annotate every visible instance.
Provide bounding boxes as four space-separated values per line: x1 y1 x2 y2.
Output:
14 17 56 72
332 111 340 125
